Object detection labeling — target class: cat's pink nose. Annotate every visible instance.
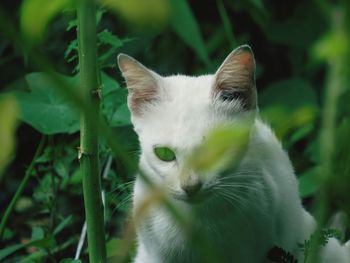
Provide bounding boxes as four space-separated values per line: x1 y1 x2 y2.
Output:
181 181 202 196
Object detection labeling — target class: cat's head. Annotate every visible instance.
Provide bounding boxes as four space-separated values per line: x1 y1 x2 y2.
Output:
118 45 257 203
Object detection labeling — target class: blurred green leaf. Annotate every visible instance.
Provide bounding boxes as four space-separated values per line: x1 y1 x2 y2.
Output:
3 228 14 241
15 197 33 212
0 95 18 177
287 122 314 147
69 168 82 185
20 0 75 42
188 123 251 174
106 238 123 258
31 226 44 240
0 233 54 261
0 243 25 261
98 30 131 69
261 105 317 141
53 215 73 235
298 166 321 197
259 78 317 109
169 0 211 69
313 31 350 61
14 73 80 134
266 4 325 48
259 78 318 141
100 0 169 29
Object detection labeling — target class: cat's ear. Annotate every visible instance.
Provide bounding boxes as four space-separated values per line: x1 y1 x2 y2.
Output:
117 54 160 115
213 45 257 110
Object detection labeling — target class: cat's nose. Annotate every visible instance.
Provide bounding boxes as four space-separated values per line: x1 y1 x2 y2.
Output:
181 181 203 196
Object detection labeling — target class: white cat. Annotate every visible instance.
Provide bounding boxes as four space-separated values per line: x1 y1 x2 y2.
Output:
117 45 350 263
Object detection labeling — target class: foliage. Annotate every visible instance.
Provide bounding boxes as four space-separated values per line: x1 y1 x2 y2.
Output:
0 0 349 262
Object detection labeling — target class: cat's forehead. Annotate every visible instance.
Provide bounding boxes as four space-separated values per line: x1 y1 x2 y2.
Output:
161 74 214 102
134 74 222 149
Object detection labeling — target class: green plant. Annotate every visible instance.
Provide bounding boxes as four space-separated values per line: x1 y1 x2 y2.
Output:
0 0 349 262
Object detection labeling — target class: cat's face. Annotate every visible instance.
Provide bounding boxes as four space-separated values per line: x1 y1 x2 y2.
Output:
118 45 257 204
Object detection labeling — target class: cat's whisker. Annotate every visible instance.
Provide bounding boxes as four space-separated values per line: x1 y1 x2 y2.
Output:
217 188 250 208
215 190 250 221
106 180 134 195
216 182 262 190
109 196 133 219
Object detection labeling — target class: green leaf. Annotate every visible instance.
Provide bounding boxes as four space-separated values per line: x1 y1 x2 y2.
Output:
266 3 325 48
20 0 75 42
106 238 135 260
101 73 131 127
106 238 123 258
0 95 18 177
53 215 73 235
259 78 317 109
286 123 314 148
31 226 44 240
100 0 169 29
0 243 25 261
188 123 251 174
15 197 33 212
15 73 80 134
3 228 14 241
169 0 211 69
313 31 350 61
20 250 46 263
0 235 54 261
109 103 131 127
69 168 82 185
98 30 124 47
298 166 321 198
259 78 318 141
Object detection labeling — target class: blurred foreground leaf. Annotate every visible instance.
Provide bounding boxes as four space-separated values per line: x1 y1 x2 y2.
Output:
100 0 169 29
0 95 18 177
20 0 75 43
188 123 251 174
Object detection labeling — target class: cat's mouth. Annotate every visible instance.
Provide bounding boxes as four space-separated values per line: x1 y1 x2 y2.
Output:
171 188 213 204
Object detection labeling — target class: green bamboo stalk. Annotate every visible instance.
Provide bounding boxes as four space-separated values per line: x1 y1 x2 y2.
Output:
0 136 46 240
77 0 106 262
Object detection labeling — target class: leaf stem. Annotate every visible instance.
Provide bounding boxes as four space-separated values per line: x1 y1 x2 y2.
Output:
0 136 46 240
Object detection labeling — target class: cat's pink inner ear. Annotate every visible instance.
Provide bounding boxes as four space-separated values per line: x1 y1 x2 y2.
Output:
118 54 159 115
213 45 256 109
236 52 254 69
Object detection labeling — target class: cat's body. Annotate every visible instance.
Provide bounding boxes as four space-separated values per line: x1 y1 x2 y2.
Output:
117 45 350 263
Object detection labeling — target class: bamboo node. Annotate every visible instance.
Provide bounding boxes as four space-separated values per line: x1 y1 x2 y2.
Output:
91 86 102 99
77 147 97 160
77 147 82 160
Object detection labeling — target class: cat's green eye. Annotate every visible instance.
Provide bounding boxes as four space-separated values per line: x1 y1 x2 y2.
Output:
154 147 176 162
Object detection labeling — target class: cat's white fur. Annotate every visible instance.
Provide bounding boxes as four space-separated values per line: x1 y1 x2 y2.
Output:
118 46 350 263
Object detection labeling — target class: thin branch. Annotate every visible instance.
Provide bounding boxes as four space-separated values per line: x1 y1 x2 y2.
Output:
0 136 46 239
